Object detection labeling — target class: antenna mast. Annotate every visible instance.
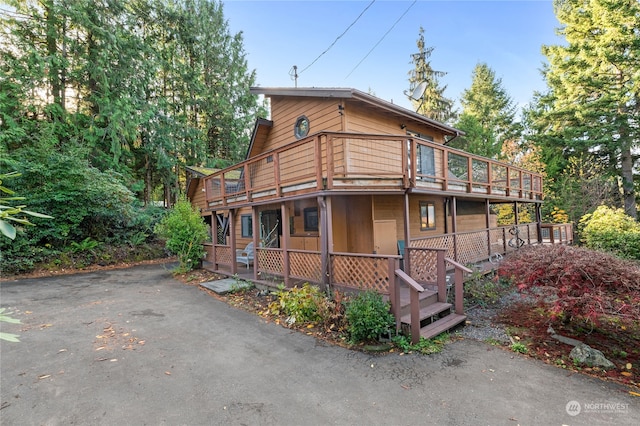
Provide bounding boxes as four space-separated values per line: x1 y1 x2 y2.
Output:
289 65 298 88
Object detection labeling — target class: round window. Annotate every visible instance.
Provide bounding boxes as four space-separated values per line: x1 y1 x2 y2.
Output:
294 116 310 139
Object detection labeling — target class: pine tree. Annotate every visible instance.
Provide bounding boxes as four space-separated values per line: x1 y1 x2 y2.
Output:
406 27 454 123
450 63 518 159
530 0 640 218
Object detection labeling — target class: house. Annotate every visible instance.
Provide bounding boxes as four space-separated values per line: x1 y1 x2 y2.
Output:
190 87 572 343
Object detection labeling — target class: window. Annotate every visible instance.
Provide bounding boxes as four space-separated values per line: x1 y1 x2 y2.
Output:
416 144 435 179
420 201 436 230
303 207 318 232
241 214 253 237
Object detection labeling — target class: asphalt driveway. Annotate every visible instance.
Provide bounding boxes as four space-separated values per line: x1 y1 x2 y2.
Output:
1 263 637 425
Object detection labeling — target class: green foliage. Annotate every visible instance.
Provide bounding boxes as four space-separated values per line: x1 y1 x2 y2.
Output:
0 171 53 240
510 342 528 354
69 237 101 254
464 271 513 308
407 27 454 123
451 63 519 159
0 308 21 343
580 205 640 259
345 291 395 344
268 283 325 324
528 0 640 219
154 197 208 273
391 333 449 355
1 0 264 208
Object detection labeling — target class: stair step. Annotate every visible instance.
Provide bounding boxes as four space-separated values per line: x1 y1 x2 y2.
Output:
419 313 467 340
400 302 452 325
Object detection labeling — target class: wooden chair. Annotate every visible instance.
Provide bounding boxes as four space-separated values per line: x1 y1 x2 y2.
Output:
236 242 255 269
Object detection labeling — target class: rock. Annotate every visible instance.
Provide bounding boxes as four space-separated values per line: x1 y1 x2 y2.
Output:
569 343 615 369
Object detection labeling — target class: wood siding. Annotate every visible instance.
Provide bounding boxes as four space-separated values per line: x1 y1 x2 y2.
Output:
331 195 373 253
345 101 445 143
266 97 343 152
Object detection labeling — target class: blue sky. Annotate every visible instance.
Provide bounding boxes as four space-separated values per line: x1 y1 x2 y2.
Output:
223 0 563 115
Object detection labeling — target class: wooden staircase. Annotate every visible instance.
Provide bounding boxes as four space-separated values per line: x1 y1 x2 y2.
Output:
392 259 472 344
397 285 466 340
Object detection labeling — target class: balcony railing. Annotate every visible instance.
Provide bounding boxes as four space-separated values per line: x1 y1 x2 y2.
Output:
204 132 543 208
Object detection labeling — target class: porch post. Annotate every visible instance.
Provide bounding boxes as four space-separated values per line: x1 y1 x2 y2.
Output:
485 199 491 258
229 209 237 276
211 211 218 269
318 196 329 292
451 196 458 262
535 203 542 243
403 192 411 273
513 202 519 225
281 202 290 288
251 206 259 281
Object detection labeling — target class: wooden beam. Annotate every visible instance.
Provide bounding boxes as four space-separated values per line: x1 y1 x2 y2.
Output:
251 206 259 281
229 209 237 276
281 202 290 287
318 196 329 292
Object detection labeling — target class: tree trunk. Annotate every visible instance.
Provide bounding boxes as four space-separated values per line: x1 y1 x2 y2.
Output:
620 143 637 219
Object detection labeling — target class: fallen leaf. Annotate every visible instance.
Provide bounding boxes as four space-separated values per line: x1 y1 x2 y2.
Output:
165 371 171 375
38 374 50 379
621 372 632 377
58 349 67 353
40 324 53 328
110 359 118 362
306 324 314 329
25 311 32 314
95 346 105 351
629 391 640 397
626 363 632 370
138 340 145 345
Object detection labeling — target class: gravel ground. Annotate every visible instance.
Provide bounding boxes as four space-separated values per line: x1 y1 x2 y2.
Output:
457 291 528 343
459 305 511 343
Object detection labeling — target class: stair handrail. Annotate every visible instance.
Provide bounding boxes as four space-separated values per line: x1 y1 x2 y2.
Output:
445 258 472 315
394 268 425 345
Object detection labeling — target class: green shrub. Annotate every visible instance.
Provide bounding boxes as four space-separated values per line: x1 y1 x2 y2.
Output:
268 283 324 324
391 333 449 354
580 205 640 259
154 196 208 273
345 290 395 344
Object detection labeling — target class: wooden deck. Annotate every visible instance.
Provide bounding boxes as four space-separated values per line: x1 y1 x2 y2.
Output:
203 132 544 209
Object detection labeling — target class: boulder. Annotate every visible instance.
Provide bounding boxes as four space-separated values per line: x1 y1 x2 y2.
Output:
569 343 615 369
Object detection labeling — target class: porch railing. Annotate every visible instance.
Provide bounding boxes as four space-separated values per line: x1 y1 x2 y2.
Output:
203 132 544 208
540 223 573 244
410 223 540 265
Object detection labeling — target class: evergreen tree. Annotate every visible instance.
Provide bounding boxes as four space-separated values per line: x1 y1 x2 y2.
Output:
406 27 454 123
451 63 518 159
529 0 640 218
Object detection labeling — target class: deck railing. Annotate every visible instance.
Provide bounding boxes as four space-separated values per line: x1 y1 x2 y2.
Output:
540 223 573 244
410 223 541 265
203 132 543 208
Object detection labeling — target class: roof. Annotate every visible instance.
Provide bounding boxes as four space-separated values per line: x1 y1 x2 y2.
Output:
185 166 220 177
250 87 462 136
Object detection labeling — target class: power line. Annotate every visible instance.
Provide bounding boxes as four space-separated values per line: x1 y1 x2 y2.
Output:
298 0 376 75
345 0 416 79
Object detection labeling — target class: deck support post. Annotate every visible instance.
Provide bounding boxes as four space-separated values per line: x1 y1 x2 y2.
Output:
281 202 290 288
211 211 218 268
451 196 458 262
403 192 411 273
535 204 542 243
485 200 491 258
229 209 237 276
251 206 259 281
318 196 330 292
